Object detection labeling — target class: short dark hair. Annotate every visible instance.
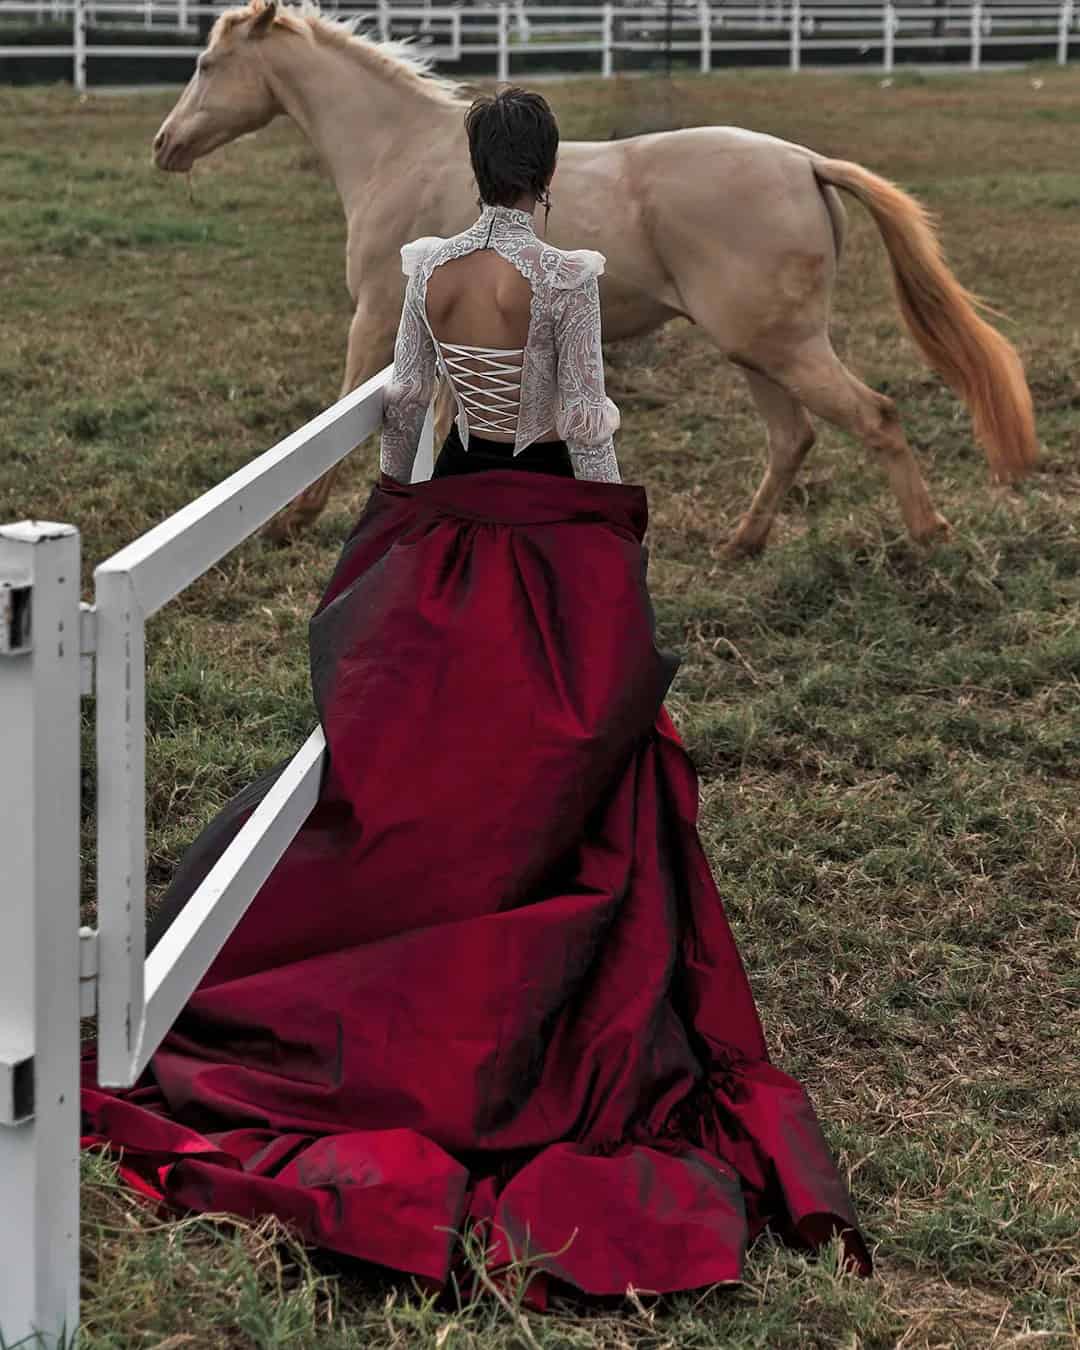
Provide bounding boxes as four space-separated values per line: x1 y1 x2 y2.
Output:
464 87 559 209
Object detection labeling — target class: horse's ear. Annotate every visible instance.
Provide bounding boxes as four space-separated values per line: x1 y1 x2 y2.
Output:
249 0 277 37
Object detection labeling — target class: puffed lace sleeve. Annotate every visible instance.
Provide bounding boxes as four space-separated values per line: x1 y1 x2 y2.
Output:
551 250 621 483
379 242 441 483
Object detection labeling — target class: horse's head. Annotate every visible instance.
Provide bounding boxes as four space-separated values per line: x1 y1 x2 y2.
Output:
153 0 283 172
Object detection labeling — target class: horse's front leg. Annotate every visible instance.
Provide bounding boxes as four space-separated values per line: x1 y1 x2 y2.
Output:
726 367 817 557
264 297 396 542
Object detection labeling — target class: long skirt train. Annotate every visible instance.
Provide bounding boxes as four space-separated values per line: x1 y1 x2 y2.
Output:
81 456 872 1301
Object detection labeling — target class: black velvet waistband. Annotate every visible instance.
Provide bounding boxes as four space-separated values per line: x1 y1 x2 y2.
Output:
432 423 574 479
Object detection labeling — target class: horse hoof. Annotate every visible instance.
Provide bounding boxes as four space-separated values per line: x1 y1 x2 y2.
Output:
724 518 768 559
913 513 951 546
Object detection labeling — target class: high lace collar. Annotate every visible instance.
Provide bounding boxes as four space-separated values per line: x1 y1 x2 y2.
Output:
475 203 537 233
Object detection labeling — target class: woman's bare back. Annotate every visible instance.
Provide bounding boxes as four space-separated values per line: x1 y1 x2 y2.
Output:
424 250 556 443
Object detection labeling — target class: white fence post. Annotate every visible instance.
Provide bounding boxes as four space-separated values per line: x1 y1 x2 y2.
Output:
94 563 147 1088
448 7 462 60
602 1 613 77
884 0 895 70
73 0 86 94
1058 0 1073 63
700 0 711 72
0 523 82 1350
378 0 389 42
970 0 982 68
497 2 509 81
790 0 801 69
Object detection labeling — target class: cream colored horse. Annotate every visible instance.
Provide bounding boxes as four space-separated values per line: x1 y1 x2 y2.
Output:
153 0 1038 552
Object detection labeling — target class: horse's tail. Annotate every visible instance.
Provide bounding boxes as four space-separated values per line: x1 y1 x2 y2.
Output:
811 155 1038 483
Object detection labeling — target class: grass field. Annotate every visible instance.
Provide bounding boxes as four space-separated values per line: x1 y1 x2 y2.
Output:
2 59 1079 1350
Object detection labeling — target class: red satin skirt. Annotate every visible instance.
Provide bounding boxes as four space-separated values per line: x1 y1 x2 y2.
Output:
81 468 872 1302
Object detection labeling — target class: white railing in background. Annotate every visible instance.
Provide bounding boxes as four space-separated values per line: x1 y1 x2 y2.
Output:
0 0 1076 88
0 364 434 1347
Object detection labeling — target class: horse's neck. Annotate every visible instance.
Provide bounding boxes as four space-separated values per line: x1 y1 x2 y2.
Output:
263 36 460 235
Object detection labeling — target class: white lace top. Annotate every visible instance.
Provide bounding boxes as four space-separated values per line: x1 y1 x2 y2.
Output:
379 203 621 483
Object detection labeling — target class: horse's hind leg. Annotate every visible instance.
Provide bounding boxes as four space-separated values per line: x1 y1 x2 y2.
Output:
768 338 950 545
726 368 817 557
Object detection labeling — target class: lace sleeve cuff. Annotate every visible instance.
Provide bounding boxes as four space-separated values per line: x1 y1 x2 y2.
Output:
569 438 622 483
553 274 622 483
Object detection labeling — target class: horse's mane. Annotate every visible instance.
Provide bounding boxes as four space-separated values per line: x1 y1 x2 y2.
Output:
212 0 469 106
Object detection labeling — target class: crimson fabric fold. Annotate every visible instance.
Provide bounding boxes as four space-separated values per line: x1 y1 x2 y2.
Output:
82 469 872 1302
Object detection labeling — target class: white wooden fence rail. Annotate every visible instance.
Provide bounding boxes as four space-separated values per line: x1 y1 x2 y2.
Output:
0 0 1077 89
0 363 434 1347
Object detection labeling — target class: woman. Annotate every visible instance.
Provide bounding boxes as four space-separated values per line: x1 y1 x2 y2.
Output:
82 88 872 1304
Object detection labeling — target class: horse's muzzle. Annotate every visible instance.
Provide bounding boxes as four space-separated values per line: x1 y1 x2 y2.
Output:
152 127 189 173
